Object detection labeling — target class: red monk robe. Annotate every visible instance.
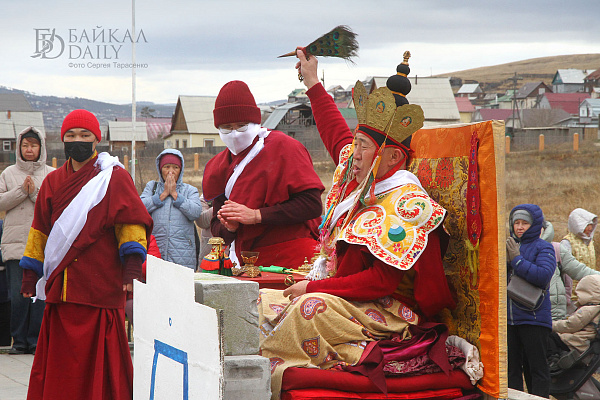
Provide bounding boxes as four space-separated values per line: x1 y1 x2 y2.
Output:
203 130 325 269
305 83 455 318
20 154 153 400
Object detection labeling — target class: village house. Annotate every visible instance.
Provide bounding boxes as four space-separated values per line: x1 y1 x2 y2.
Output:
472 108 514 125
537 92 591 115
402 77 461 126
116 117 172 141
265 76 460 158
105 121 148 152
0 94 45 156
508 108 571 129
552 69 589 93
579 98 600 126
455 83 484 100
514 81 553 109
327 84 352 103
287 89 308 104
584 68 600 97
166 95 222 149
263 102 325 154
455 97 475 123
485 89 516 110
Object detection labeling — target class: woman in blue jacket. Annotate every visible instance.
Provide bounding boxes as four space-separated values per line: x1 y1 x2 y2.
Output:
506 204 556 398
141 149 202 269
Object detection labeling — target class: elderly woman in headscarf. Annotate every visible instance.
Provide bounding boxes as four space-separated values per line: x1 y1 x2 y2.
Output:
141 149 202 269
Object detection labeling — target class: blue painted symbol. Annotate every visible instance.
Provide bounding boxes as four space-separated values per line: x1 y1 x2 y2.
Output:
169 317 172 326
149 339 188 400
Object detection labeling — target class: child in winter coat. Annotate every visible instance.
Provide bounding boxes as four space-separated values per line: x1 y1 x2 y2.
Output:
551 274 600 355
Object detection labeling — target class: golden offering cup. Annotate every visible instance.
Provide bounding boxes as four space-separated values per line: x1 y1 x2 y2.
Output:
241 251 261 278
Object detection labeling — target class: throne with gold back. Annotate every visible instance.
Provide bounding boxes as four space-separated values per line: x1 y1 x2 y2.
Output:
280 53 507 399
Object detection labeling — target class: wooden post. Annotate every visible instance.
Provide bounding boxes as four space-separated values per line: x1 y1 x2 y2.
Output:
539 134 544 152
194 153 199 171
124 154 129 172
52 157 57 168
573 133 579 152
505 136 510 154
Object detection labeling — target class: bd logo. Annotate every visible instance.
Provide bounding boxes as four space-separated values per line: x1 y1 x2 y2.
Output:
31 29 65 59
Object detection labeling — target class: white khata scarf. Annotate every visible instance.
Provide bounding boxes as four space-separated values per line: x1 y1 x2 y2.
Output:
34 152 123 301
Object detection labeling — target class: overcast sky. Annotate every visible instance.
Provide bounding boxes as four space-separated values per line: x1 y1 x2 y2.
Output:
2 0 599 105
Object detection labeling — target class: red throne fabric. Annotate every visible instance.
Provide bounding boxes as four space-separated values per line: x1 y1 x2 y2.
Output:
281 387 465 400
281 368 474 399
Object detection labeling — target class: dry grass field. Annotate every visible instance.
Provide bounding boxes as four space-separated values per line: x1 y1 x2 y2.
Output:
506 143 600 268
435 53 600 92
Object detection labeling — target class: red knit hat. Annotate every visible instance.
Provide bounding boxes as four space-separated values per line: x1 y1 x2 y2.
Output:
61 109 101 142
213 81 262 128
159 153 182 170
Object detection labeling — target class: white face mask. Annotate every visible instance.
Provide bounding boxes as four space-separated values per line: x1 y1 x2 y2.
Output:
219 123 260 155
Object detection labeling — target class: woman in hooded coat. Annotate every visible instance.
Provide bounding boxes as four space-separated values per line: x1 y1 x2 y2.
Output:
0 127 54 354
506 204 556 398
141 149 202 269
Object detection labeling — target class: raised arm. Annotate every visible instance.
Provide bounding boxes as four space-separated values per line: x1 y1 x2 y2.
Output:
296 50 354 163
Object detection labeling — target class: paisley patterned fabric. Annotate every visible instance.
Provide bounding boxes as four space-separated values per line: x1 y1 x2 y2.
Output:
259 289 416 399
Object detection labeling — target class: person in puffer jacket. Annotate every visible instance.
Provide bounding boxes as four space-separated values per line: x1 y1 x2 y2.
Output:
544 212 600 321
0 127 54 355
563 208 597 271
141 149 202 269
506 204 556 398
552 274 600 355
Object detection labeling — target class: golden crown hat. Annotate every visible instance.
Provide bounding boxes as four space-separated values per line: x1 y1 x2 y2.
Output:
352 82 424 147
352 51 424 148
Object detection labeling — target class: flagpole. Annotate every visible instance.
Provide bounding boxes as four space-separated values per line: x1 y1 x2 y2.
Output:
131 0 137 185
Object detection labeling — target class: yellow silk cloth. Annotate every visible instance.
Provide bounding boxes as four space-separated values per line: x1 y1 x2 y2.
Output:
259 289 417 399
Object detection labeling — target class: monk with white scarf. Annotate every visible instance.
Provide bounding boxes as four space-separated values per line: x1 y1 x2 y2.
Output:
202 80 324 269
19 109 153 400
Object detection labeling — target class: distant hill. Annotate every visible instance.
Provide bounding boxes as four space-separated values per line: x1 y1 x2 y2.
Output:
0 86 175 132
434 53 600 93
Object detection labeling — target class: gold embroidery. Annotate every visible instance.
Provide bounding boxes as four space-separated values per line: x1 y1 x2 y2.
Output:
408 156 481 348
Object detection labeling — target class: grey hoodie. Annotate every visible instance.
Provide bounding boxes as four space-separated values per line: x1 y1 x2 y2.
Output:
0 127 55 261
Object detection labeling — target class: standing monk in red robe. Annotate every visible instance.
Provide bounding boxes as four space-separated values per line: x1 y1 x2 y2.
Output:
202 80 324 269
19 109 153 400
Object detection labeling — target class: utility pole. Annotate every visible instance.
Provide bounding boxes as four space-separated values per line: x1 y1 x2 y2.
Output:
131 0 137 185
507 72 523 137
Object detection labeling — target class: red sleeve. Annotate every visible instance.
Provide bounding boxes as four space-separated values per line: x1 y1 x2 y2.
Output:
141 235 162 282
30 170 55 236
210 194 236 245
306 83 354 164
306 256 404 301
21 268 38 295
412 229 456 318
259 188 322 225
123 254 143 285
